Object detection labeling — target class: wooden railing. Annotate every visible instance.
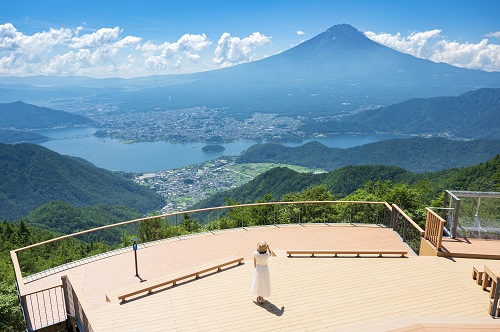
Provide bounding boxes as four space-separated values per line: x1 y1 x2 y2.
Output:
392 204 424 254
424 207 446 251
61 274 96 332
23 285 66 331
11 250 67 331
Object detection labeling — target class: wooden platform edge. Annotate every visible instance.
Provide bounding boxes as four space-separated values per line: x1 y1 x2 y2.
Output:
438 251 500 260
286 250 407 258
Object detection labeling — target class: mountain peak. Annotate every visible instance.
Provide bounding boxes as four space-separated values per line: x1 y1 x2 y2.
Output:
325 23 361 36
312 23 377 49
269 23 382 67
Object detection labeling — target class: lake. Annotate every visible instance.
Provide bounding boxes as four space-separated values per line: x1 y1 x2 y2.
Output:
36 127 407 173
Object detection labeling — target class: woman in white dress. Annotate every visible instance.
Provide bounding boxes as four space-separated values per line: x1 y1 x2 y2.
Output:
251 241 274 304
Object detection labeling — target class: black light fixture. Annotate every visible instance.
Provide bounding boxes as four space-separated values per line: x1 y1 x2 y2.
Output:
132 238 139 277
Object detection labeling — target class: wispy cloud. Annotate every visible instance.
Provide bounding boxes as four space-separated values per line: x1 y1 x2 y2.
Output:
486 31 500 38
365 29 500 72
297 30 305 35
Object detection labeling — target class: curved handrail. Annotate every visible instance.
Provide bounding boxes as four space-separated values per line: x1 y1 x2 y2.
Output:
10 200 392 293
12 200 389 253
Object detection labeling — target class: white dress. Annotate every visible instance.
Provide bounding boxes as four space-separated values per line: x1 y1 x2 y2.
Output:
250 250 271 297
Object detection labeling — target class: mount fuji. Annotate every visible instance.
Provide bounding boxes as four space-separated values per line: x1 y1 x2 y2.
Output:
1 24 499 118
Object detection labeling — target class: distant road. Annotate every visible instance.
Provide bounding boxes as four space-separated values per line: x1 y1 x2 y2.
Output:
51 134 95 140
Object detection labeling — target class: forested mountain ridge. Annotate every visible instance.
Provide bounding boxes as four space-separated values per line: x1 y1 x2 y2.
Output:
192 155 499 210
0 143 164 220
26 201 143 235
236 138 500 173
0 129 49 144
330 88 500 139
0 101 94 143
409 154 500 192
0 101 93 129
191 164 413 209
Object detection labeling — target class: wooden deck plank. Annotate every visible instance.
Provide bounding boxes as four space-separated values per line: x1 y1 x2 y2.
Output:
17 224 500 331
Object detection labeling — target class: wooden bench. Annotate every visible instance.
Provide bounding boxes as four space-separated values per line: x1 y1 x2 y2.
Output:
112 256 244 303
472 265 484 285
286 250 407 258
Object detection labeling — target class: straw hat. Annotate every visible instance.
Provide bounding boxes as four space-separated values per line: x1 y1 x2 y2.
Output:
257 242 268 253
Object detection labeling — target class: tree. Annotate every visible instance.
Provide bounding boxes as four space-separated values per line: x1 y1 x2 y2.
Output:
16 220 31 246
343 180 431 225
138 217 163 242
281 185 335 223
250 193 275 226
0 282 25 332
179 213 201 233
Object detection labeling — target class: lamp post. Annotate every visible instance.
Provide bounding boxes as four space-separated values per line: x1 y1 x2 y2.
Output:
132 238 139 277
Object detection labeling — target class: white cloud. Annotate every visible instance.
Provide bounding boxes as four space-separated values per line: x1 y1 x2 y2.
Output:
0 53 19 74
0 23 19 50
174 33 212 52
0 23 214 77
46 51 76 75
365 29 500 72
115 35 143 48
486 31 500 38
139 41 158 54
214 32 271 65
185 51 201 62
0 23 73 57
70 27 121 49
143 33 211 71
297 30 305 35
145 54 170 70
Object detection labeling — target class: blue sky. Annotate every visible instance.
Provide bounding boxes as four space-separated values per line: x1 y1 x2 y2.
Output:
1 0 499 78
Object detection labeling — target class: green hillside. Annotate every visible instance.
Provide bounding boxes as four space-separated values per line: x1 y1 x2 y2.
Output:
236 138 500 173
191 164 412 209
0 101 94 129
0 143 164 220
26 201 142 236
409 154 500 192
347 88 500 139
0 129 50 144
193 155 499 211
299 88 500 139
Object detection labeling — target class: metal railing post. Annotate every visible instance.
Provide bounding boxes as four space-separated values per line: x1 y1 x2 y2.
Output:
273 204 276 226
453 199 460 239
391 205 397 230
443 191 449 220
403 216 408 242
